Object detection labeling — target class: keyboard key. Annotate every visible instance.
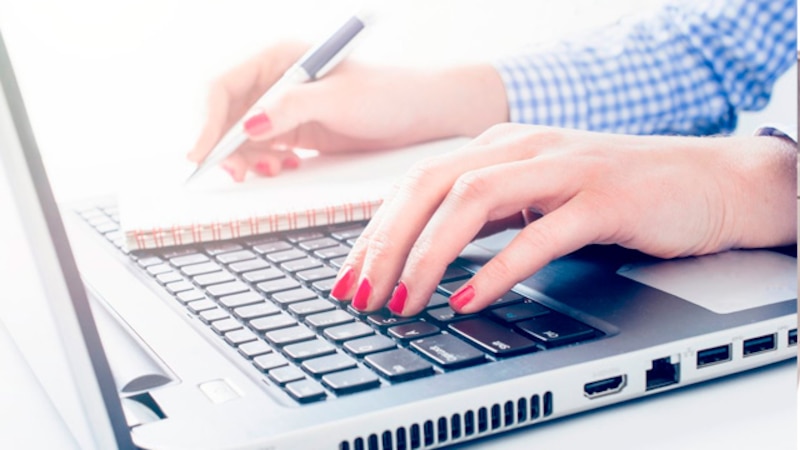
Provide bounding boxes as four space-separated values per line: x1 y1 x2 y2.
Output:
268 366 306 385
285 379 326 403
238 340 273 359
441 266 471 282
180 261 222 277
302 352 357 376
296 266 338 283
169 253 209 267
288 299 335 317
146 263 173 276
253 353 289 372
248 314 296 332
449 318 537 357
156 271 183 285
305 310 354 329
241 267 284 283
186 299 217 313
228 258 270 274
287 231 325 243
206 280 249 297
322 367 380 394
193 271 235 287
490 300 551 323
426 292 451 309
272 287 317 306
283 339 336 361
298 237 339 251
216 250 257 264
439 278 471 295
218 291 263 309
252 240 292 254
365 349 434 382
265 325 315 346
411 334 486 369
343 335 396 357
94 221 119 234
136 256 163 267
515 313 597 347
256 278 301 295
211 318 243 334
387 321 441 341
199 308 230 324
329 256 348 269
313 244 350 260
165 281 194 294
490 291 525 307
204 242 243 255
323 322 374 343
233 302 280 320
265 248 306 264
330 226 364 241
425 306 466 323
224 328 259 346
367 311 416 329
281 257 323 273
311 278 336 296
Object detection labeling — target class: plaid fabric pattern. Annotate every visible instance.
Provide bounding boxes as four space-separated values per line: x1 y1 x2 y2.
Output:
495 0 796 136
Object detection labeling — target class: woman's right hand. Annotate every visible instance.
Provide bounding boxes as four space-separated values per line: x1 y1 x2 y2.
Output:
186 42 508 181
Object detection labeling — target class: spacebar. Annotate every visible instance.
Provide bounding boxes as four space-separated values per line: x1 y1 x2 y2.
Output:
448 318 538 357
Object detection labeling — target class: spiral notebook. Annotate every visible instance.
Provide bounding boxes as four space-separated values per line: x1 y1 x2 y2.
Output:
119 139 465 250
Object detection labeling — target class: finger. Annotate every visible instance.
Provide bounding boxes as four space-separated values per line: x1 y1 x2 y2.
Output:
452 196 604 314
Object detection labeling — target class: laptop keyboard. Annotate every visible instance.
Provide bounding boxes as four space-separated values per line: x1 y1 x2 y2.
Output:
78 205 603 404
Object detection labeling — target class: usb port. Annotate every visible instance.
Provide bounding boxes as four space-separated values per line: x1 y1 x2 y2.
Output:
789 329 797 346
696 344 731 368
583 375 626 399
743 334 776 357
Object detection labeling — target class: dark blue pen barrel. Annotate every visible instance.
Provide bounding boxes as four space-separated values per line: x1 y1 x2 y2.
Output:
300 16 365 79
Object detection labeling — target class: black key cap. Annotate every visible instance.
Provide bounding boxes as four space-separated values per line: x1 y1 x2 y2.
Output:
367 311 416 329
238 340 273 359
249 314 296 332
234 302 280 320
330 226 364 241
180 261 222 277
426 306 464 323
199 308 229 324
449 318 537 357
365 349 434 382
305 310 353 330
515 313 597 347
256 278 301 295
193 271 235 287
323 322 374 343
218 291 263 309
268 366 306 385
287 231 325 243
312 278 336 295
322 368 380 394
426 292 451 309
265 248 306 264
265 325 315 346
281 257 322 273
241 267 284 283
216 250 257 264
283 339 336 361
411 334 486 369
253 353 289 372
211 318 242 334
165 281 194 294
224 328 259 346
343 335 396 357
298 237 339 251
169 253 209 267
490 291 525 307
328 256 347 269
272 287 317 306
296 266 338 283
204 242 243 255
490 300 551 323
441 266 471 282
228 258 270 274
302 352 357 376
186 299 217 313
156 271 183 285
439 278 470 295
288 299 335 317
206 280 249 297
387 321 441 341
285 379 326 403
313 244 350 260
252 240 292 254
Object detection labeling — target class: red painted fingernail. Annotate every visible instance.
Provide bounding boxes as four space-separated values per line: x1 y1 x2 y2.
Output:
282 156 300 170
254 161 276 176
450 285 475 311
243 112 272 136
330 266 355 300
352 277 371 310
388 282 408 315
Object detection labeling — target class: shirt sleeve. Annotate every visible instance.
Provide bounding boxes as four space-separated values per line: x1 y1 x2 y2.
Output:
494 0 797 136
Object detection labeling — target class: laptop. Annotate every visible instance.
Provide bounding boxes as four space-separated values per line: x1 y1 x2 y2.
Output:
1 28 797 449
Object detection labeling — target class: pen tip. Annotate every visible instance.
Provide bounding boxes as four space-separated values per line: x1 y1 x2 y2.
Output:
184 166 201 184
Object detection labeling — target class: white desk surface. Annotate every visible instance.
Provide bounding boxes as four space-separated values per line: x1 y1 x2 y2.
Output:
0 1 796 448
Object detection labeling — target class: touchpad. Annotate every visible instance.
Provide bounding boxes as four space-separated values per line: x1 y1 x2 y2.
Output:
617 250 796 314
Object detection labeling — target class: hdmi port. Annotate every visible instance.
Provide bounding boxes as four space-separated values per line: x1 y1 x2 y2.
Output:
584 375 627 399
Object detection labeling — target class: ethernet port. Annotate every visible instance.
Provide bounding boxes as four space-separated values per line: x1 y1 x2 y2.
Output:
646 357 679 391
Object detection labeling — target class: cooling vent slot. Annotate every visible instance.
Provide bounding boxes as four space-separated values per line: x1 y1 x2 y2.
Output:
339 390 554 450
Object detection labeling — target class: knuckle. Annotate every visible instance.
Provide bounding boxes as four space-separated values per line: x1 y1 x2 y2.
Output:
518 225 558 260
364 230 398 263
449 170 491 205
482 254 517 282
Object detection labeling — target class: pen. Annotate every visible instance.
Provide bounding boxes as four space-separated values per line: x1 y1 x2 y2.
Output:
186 12 369 182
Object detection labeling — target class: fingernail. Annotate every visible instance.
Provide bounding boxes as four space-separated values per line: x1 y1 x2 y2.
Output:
450 285 475 311
352 277 371 310
330 266 355 300
282 156 300 170
388 282 408 315
243 112 272 136
254 161 276 177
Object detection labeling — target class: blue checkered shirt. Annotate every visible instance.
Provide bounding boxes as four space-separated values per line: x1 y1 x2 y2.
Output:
495 0 797 136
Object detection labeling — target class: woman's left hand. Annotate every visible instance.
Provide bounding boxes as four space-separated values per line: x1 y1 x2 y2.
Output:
330 124 796 316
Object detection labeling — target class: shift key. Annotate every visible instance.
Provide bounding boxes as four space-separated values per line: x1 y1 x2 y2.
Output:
449 318 537 357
